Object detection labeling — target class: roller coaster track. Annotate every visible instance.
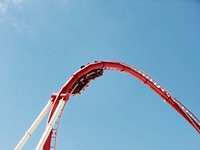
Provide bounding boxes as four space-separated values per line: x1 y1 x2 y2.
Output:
14 61 200 150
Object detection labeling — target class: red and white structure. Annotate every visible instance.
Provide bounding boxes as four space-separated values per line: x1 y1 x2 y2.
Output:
15 61 200 150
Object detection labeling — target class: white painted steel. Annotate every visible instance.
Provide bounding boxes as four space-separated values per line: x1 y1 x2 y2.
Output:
14 100 53 150
36 99 66 150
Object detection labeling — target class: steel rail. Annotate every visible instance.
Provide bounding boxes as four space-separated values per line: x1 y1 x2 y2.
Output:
43 61 200 150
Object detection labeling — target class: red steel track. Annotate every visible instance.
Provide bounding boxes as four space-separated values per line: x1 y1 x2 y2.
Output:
43 61 200 149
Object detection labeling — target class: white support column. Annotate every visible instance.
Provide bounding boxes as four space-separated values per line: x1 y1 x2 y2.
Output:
14 100 53 150
36 99 66 150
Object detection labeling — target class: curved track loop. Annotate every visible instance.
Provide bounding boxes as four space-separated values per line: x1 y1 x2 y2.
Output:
44 61 200 150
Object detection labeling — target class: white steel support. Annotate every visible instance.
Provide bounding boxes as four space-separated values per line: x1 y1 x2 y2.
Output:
14 100 53 150
36 99 66 150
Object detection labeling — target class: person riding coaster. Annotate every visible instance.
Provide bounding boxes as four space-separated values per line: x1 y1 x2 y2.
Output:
70 68 104 94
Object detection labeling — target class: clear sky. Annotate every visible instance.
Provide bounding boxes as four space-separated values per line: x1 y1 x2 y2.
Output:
0 0 200 149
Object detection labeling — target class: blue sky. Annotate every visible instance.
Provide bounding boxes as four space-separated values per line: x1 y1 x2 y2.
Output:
0 0 200 149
